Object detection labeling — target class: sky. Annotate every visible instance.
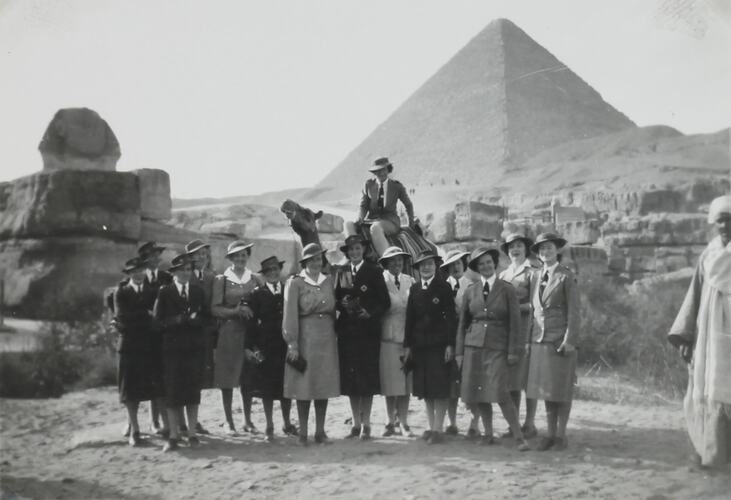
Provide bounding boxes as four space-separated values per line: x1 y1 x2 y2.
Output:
1 0 729 199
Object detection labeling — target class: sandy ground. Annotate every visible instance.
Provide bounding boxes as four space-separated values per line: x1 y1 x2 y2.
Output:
1 377 730 500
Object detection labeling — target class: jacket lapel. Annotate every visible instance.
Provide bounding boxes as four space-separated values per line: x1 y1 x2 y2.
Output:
541 269 562 303
484 278 502 309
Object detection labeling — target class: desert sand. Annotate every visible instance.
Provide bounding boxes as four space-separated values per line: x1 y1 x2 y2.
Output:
1 376 730 500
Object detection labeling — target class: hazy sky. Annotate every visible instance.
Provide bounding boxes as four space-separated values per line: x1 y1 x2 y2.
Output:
1 0 729 198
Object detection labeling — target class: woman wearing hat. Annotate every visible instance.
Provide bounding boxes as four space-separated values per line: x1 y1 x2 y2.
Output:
378 246 416 437
246 255 298 441
344 157 416 257
499 233 539 438
113 256 165 446
404 250 457 444
283 243 340 445
153 254 207 452
456 248 530 451
440 249 476 437
211 240 265 434
336 234 390 440
526 233 580 452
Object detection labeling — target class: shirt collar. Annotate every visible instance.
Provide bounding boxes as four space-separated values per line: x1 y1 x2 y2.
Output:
384 270 400 282
266 281 280 294
507 259 530 275
542 261 560 277
129 281 142 293
480 274 497 288
146 269 157 281
224 266 252 285
173 278 188 294
351 260 364 274
422 275 434 288
300 270 326 286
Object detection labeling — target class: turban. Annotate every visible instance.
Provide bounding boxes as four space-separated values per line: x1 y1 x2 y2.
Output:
708 195 731 223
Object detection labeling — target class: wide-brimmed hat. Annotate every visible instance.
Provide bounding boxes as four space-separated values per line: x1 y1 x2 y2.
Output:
340 234 369 253
226 240 254 258
367 156 394 173
530 233 568 254
185 239 210 255
412 250 438 268
299 243 327 265
259 255 285 273
500 233 534 256
169 252 193 272
123 256 148 274
467 247 500 271
137 241 165 258
440 249 470 269
378 246 410 264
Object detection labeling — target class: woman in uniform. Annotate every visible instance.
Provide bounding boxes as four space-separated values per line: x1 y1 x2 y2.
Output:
283 243 340 445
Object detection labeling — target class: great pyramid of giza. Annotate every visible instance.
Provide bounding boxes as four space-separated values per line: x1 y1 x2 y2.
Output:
317 18 636 193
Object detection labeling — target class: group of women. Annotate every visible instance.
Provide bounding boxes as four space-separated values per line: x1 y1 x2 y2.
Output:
113 229 581 453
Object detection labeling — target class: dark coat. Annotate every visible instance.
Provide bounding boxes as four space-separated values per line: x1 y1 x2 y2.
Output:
190 268 217 388
404 276 457 350
358 178 415 228
113 282 157 352
246 281 287 399
335 261 390 396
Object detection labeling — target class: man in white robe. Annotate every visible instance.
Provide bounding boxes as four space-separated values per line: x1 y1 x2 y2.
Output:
668 195 731 467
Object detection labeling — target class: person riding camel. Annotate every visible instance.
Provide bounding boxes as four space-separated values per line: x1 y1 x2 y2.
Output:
345 157 416 257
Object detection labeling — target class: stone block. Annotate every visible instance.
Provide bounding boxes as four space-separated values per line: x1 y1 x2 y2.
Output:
199 220 246 237
425 211 455 243
316 213 344 234
247 237 303 276
131 169 171 220
558 219 600 245
0 171 141 240
454 202 505 241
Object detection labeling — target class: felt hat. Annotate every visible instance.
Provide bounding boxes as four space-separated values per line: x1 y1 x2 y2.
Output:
378 246 410 264
500 233 534 256
340 234 370 253
169 252 193 272
530 233 568 254
299 243 327 265
122 256 148 274
467 247 500 271
259 255 285 273
137 241 165 258
185 239 210 255
368 156 394 173
412 250 438 268
226 240 254 258
440 249 470 269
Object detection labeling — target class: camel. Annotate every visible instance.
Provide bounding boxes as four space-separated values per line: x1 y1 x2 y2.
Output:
280 198 438 276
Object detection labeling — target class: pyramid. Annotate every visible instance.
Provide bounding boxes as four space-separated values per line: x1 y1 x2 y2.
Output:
317 18 635 193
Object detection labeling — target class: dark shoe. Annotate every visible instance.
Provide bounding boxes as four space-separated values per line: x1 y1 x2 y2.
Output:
466 428 480 440
265 427 274 442
298 434 308 446
188 436 200 448
314 432 332 445
481 435 497 446
427 431 444 445
501 429 514 439
421 430 433 441
180 424 188 432
128 431 144 447
516 438 531 452
243 423 258 434
360 426 371 441
444 425 459 436
402 425 415 438
536 437 555 451
195 422 210 435
162 439 179 452
282 424 299 436
383 423 396 437
552 437 568 451
346 426 361 439
521 424 538 439
156 428 170 439
122 423 131 438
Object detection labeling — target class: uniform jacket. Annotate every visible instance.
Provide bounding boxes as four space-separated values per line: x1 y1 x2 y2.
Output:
113 282 157 352
404 276 457 349
358 178 415 228
335 261 390 338
247 280 286 352
153 282 206 350
456 278 522 356
529 264 580 347
190 268 216 319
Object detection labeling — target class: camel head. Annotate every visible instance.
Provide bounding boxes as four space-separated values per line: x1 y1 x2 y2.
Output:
280 199 323 246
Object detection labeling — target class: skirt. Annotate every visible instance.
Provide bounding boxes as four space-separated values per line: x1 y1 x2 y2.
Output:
283 315 340 400
245 342 287 400
117 349 163 403
339 331 381 396
213 319 245 389
412 345 452 400
506 350 529 392
162 336 203 407
460 347 510 404
379 341 412 396
526 343 577 402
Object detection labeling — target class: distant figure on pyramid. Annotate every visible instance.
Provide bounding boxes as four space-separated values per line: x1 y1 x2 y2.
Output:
344 157 416 257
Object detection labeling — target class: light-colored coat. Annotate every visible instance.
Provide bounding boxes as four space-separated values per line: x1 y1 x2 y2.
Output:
381 271 415 343
529 264 580 347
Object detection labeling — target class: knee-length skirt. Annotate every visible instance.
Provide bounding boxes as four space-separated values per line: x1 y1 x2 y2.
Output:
412 345 452 400
118 348 163 404
460 347 510 404
162 334 204 407
339 330 381 397
379 341 412 397
526 343 577 402
283 315 340 401
506 350 529 392
214 319 245 389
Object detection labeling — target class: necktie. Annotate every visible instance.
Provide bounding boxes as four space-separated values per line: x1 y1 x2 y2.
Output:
180 284 188 302
422 280 428 290
540 271 549 298
394 275 400 290
352 265 357 276
377 183 384 210
483 280 490 297
453 280 460 297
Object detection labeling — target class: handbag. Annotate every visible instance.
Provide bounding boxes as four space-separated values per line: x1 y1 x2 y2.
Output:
286 355 307 373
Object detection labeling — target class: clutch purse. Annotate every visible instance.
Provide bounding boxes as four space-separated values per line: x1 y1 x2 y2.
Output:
286 355 307 373
399 355 415 373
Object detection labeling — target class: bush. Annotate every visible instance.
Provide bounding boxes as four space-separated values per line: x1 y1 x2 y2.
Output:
577 274 689 397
